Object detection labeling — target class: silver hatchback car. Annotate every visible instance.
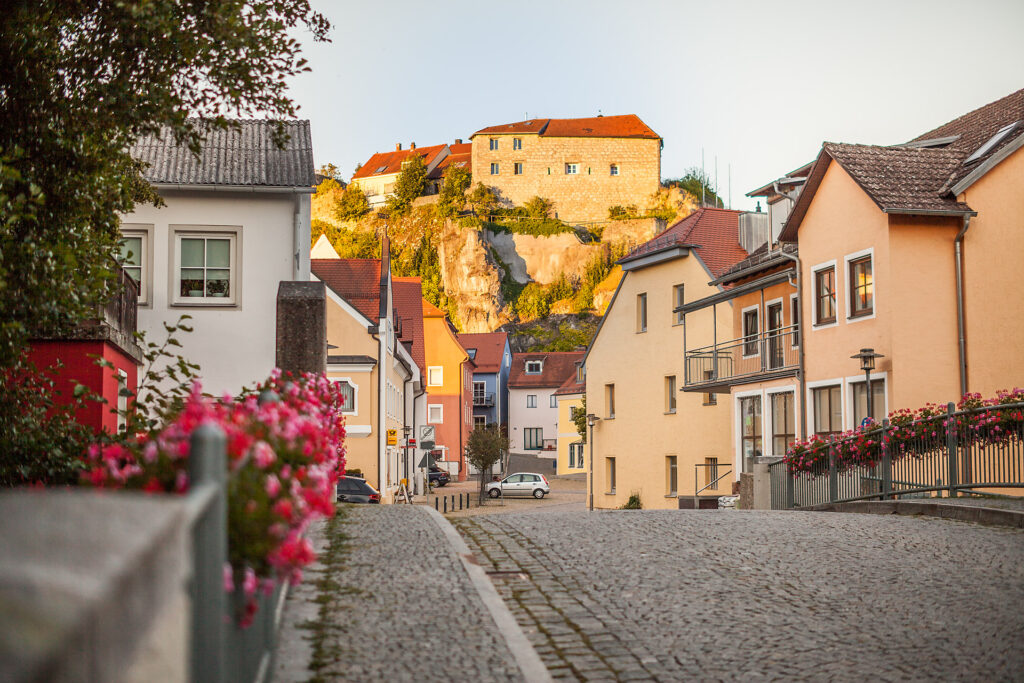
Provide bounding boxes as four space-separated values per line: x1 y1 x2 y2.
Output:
486 472 551 499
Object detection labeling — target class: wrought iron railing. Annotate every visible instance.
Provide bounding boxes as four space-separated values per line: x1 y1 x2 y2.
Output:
473 392 495 407
684 324 798 388
769 402 1024 509
101 265 139 336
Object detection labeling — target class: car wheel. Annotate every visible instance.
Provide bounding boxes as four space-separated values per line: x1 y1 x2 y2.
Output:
488 488 501 498
533 489 545 499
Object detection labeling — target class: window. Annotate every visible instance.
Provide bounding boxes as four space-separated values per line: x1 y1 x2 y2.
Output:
428 404 443 423
637 293 647 333
739 395 762 469
175 232 236 304
605 384 615 419
474 415 486 428
576 365 585 382
849 256 873 317
673 284 685 325
527 394 537 408
116 369 128 432
742 308 759 356
665 375 677 413
428 366 443 386
549 394 557 408
118 230 149 304
852 378 886 426
490 163 499 175
814 267 836 325
333 380 357 415
610 164 619 176
513 138 522 150
489 138 498 150
565 163 578 175
569 442 583 469
570 405 580 420
770 392 795 456
467 348 477 360
813 385 842 436
791 296 800 347
703 370 717 406
666 456 677 495
525 360 543 374
705 457 719 488
473 381 485 402
606 457 616 493
524 428 543 450
514 162 523 175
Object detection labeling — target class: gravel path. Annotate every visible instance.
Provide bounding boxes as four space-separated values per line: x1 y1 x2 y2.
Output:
274 505 523 682
455 509 1024 681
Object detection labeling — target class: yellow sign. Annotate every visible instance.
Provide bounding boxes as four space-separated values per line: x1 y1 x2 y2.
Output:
386 429 397 446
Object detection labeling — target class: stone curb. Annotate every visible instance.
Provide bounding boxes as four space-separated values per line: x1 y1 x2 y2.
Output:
422 506 552 683
801 500 1024 528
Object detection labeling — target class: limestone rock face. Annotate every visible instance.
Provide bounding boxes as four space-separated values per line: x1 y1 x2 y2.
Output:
436 223 504 333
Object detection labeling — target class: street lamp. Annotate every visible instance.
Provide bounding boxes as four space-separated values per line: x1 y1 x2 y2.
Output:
850 348 884 425
586 413 600 511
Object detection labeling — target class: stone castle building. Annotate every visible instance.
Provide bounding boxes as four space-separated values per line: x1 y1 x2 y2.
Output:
469 114 662 221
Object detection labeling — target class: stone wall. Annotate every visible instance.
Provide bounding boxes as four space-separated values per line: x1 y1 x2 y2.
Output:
471 134 661 222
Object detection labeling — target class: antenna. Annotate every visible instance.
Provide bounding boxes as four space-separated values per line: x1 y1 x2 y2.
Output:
714 156 718 209
701 148 705 207
728 164 732 210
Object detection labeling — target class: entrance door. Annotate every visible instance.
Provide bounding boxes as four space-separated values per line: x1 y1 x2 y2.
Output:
767 303 783 369
523 428 543 450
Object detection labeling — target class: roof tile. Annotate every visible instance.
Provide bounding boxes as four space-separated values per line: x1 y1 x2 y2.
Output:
456 332 508 373
508 352 583 389
620 208 748 278
352 144 447 180
312 258 382 323
473 114 659 140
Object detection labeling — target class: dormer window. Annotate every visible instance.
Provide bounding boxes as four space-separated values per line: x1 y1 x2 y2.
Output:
525 360 543 374
375 165 388 173
467 348 477 360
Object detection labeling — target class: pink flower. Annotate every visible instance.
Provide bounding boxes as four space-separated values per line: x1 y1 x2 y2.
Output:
265 474 282 498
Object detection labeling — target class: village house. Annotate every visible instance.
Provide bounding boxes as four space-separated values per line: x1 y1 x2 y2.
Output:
349 142 450 206
507 351 583 456
456 331 512 430
119 119 314 397
584 208 750 509
554 363 586 476
422 298 475 480
426 141 472 195
469 114 662 222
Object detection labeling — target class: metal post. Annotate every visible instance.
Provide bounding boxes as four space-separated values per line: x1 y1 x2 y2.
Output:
786 468 795 509
946 402 959 498
881 418 892 500
444 496 447 513
828 440 838 503
865 368 873 425
588 422 595 512
189 423 227 683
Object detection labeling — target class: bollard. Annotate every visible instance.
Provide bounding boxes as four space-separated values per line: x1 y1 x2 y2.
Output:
434 497 438 511
444 496 447 513
459 493 463 510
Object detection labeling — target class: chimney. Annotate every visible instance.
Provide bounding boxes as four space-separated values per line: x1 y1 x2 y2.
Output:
395 143 402 151
454 138 462 145
410 142 416 150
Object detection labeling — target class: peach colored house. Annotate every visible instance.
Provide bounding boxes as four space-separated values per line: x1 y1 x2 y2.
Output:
422 298 474 481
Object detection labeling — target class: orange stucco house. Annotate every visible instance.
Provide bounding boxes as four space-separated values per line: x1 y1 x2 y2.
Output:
422 298 474 481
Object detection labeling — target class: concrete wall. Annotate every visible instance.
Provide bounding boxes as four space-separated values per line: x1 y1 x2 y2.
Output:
471 134 661 222
121 190 310 397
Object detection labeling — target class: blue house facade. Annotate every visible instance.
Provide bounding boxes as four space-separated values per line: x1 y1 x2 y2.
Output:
457 332 512 429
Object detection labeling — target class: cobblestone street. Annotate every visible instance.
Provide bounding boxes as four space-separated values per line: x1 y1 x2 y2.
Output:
456 509 1024 681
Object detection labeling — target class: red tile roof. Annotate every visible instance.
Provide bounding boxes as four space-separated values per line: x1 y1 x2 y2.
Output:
620 208 748 278
421 298 446 317
472 114 660 140
312 258 382 323
553 371 585 397
456 332 508 373
428 143 472 180
508 351 583 389
392 277 425 373
351 144 447 180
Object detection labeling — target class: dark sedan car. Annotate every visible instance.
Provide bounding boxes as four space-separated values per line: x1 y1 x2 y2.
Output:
428 466 450 488
336 476 381 504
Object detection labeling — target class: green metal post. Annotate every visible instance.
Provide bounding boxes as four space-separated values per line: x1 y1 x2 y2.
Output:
946 402 959 498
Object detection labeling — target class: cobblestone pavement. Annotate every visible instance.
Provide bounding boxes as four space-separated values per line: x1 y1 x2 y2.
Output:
455 509 1024 681
274 505 523 682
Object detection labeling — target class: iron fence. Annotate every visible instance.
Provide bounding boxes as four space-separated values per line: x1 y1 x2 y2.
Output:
769 401 1024 509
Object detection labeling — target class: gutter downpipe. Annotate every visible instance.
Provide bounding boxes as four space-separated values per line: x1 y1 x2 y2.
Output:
369 326 385 496
778 248 807 440
955 215 972 397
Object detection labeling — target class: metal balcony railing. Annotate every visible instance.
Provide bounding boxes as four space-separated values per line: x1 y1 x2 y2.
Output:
473 392 495 407
684 324 799 389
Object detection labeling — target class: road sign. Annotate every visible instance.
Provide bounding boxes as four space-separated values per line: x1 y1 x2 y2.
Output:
419 425 435 442
420 440 435 451
407 438 416 447
386 429 397 446
417 452 432 468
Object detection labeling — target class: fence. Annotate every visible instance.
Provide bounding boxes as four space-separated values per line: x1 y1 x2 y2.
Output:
769 402 1024 509
186 419 285 683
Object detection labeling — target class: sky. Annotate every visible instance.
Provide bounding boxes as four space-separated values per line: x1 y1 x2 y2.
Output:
289 0 1024 211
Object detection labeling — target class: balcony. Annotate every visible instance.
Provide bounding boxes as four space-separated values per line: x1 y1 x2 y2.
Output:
473 392 495 407
54 266 143 362
683 324 798 392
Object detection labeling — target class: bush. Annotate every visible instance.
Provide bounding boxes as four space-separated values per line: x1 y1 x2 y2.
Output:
386 153 429 216
436 164 471 219
523 195 555 219
620 492 643 509
335 184 370 221
482 218 573 237
608 205 639 220
467 182 501 216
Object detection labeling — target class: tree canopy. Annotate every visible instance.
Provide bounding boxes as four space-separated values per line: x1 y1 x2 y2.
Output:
386 154 428 215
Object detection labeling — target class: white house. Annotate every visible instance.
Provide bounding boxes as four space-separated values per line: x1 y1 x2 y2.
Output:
507 351 583 456
120 120 314 396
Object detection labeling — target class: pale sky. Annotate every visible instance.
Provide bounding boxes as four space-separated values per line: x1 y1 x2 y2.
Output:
290 0 1024 210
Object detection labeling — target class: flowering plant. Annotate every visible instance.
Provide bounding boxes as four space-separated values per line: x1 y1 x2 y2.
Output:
81 370 346 625
785 388 1024 476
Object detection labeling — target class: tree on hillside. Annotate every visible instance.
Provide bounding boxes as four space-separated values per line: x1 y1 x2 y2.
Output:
335 184 371 221
523 196 555 219
435 164 471 219
663 168 723 208
386 153 428 215
467 182 501 217
466 424 508 502
0 1 330 370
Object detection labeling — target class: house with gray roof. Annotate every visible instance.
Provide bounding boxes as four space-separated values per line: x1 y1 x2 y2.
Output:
120 119 315 395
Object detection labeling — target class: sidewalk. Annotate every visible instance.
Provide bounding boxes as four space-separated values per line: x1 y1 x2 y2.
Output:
273 505 528 682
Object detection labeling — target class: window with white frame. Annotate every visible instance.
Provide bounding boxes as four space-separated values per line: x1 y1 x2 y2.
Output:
666 455 677 495
428 404 443 423
473 415 486 428
791 295 800 347
490 162 499 175
525 360 543 374
489 138 499 151
332 379 357 415
513 137 522 150
813 385 842 436
527 394 537 408
173 230 237 304
565 163 579 175
814 265 837 325
549 394 557 408
770 391 795 456
427 366 443 386
852 378 886 426
742 307 759 356
848 254 874 318
665 375 677 413
673 284 685 325
610 164 619 176
637 293 647 332
118 229 150 304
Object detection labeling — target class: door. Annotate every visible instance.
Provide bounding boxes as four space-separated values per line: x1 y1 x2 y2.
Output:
767 303 783 369
503 473 525 495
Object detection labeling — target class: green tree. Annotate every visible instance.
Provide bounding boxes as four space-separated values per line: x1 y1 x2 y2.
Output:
436 164 471 219
467 182 501 217
515 283 551 320
574 395 588 441
523 195 555 219
663 168 723 208
386 153 428 215
0 1 329 370
465 424 509 502
335 184 371 221
317 163 341 180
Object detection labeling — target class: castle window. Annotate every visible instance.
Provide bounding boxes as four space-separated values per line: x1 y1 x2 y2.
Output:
514 162 523 175
490 163 499 175
513 138 522 150
565 163 579 175
489 138 498 151
610 164 619 176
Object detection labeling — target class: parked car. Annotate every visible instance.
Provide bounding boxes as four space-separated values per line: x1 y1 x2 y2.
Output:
336 476 381 504
429 466 450 488
486 472 550 499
